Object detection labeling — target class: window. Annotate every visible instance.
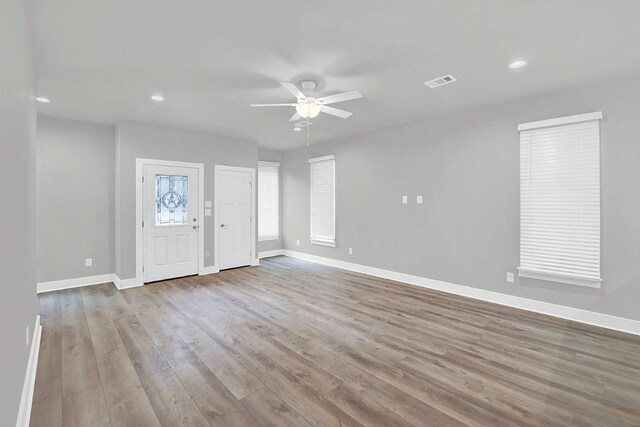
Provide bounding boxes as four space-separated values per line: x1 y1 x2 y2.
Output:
309 155 335 247
156 174 188 225
258 161 280 241
518 112 602 288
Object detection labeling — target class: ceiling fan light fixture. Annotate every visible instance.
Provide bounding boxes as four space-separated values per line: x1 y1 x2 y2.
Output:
296 102 322 119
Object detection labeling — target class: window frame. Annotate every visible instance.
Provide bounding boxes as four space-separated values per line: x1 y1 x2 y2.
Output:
517 111 603 288
257 161 280 242
309 155 336 247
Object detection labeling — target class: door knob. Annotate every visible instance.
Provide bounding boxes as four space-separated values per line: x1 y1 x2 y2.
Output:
220 224 225 228
193 225 199 230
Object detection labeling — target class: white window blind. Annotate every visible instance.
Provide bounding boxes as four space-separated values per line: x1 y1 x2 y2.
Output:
518 112 602 288
309 155 335 247
258 161 280 241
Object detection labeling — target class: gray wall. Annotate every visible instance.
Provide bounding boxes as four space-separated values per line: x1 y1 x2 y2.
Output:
258 148 284 253
282 76 640 321
0 0 37 423
36 116 115 282
115 121 258 279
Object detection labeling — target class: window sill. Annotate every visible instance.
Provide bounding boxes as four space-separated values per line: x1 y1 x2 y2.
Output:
517 268 602 289
311 239 336 248
258 236 280 242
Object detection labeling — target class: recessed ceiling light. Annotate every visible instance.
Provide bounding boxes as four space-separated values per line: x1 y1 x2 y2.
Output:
293 127 302 132
150 94 165 102
36 97 51 103
508 59 528 69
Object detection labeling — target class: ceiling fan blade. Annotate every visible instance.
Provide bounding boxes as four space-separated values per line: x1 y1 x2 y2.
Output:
289 112 301 122
250 103 297 107
316 90 362 105
321 106 353 119
279 82 307 100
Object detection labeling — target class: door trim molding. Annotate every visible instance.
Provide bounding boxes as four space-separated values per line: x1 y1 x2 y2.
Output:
214 165 258 270
135 158 205 284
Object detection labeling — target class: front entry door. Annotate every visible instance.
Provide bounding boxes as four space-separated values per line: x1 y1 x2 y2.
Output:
143 164 199 282
219 169 252 270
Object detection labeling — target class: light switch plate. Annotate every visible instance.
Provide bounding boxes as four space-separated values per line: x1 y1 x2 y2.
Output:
506 272 515 283
204 208 212 216
417 195 423 204
402 195 408 204
296 240 300 246
85 258 93 267
349 248 353 255
204 201 212 208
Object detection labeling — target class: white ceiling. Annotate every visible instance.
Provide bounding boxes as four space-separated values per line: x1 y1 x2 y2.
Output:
30 0 640 150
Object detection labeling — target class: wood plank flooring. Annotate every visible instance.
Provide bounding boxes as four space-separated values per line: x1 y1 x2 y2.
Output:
31 256 640 426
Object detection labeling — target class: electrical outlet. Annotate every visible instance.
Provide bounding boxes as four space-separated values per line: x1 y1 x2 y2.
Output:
296 239 300 246
26 326 30 347
402 195 407 204
204 250 210 258
348 248 353 255
85 258 93 267
506 272 515 283
417 195 423 204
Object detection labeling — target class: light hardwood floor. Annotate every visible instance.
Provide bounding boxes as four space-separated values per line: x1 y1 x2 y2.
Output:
31 256 640 426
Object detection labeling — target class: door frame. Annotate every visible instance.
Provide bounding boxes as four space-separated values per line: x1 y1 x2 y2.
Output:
135 158 205 284
214 165 258 270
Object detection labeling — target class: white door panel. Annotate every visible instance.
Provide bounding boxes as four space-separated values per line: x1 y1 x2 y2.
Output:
176 234 189 263
155 237 168 265
219 169 252 270
143 164 199 282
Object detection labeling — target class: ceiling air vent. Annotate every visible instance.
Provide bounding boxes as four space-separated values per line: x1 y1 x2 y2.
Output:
424 74 457 88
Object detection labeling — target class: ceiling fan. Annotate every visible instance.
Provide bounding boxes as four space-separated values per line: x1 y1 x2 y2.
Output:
250 80 362 124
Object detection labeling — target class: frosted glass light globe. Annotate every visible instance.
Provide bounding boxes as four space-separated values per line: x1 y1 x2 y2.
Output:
296 102 322 119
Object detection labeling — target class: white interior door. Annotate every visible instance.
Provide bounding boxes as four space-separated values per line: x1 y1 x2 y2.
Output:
218 169 252 270
143 164 199 282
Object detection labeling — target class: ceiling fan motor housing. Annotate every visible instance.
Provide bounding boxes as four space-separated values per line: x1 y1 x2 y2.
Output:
300 80 317 93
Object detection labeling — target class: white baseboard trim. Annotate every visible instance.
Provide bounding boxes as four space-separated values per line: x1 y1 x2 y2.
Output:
15 315 42 427
37 273 143 292
113 275 143 290
37 274 114 294
258 249 284 259
282 250 640 336
199 266 220 276
36 266 225 292
37 273 142 292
